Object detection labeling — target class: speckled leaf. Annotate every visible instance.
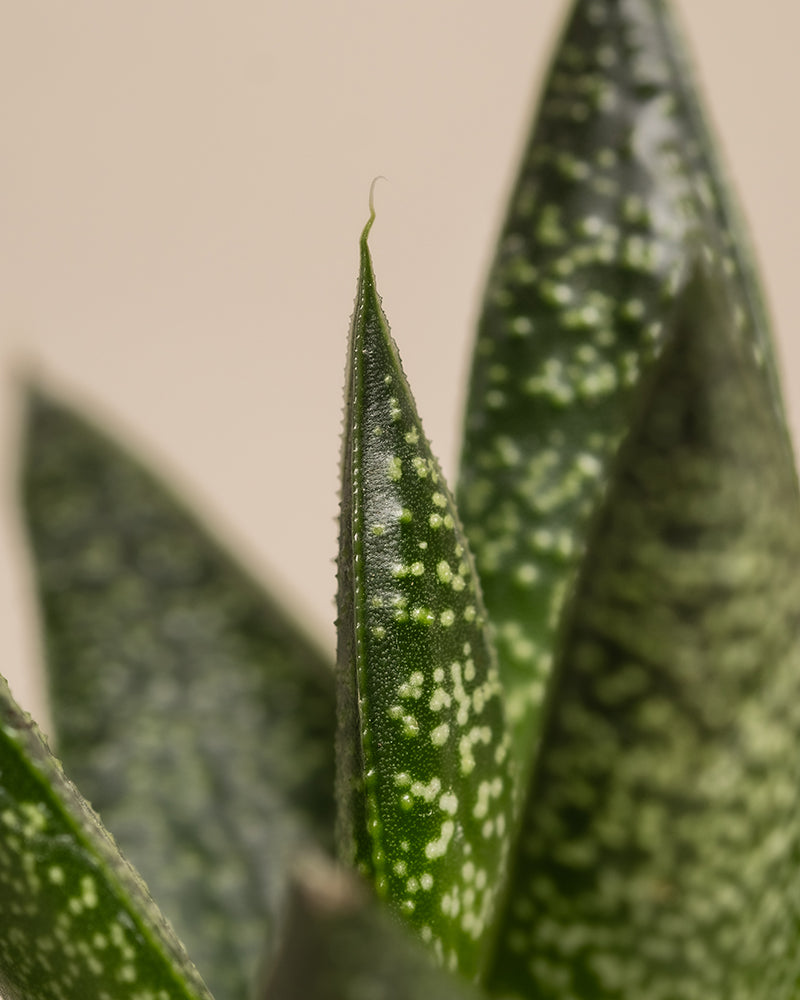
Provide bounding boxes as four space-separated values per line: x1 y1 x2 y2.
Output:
21 390 337 1000
336 210 513 980
457 0 793 772
488 259 800 1000
261 853 481 1000
0 674 213 1000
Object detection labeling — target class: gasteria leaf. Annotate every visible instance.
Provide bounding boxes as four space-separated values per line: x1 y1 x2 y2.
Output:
0 675 213 1000
456 0 793 775
489 259 800 1000
336 206 514 980
262 853 481 1000
21 390 337 1000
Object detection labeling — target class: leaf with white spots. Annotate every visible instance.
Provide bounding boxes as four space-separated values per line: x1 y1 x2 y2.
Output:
336 207 514 981
21 389 337 1000
489 258 800 1000
261 853 481 1000
0 674 213 1000
457 0 793 773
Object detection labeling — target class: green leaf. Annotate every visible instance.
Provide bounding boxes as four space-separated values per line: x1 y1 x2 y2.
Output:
336 207 514 980
21 389 337 1000
0 674 213 1000
456 0 792 774
488 258 800 999
261 852 481 1000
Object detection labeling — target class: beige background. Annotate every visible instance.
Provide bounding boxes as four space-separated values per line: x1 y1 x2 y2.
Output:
1 1 799 734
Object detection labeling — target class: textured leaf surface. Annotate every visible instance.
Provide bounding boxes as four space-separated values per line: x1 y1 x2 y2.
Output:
336 210 513 980
0 675 212 1000
457 0 792 770
21 390 337 1000
262 853 480 1000
489 261 800 1000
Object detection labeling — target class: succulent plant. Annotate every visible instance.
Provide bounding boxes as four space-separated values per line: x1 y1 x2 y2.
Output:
3 1 800 999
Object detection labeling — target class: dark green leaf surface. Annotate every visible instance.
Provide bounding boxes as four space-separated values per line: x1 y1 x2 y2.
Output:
21 390 337 1000
489 260 800 1000
262 853 481 1000
0 674 213 1000
336 209 513 980
457 0 792 771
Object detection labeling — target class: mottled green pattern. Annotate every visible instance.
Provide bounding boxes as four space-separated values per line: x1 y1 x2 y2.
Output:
263 854 480 1000
22 391 337 1000
0 676 212 1000
457 0 790 768
489 262 800 1000
336 214 513 979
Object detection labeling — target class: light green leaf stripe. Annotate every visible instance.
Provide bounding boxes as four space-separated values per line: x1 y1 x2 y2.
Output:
21 390 337 1000
457 0 792 771
489 260 800 1000
0 675 213 1000
336 207 513 980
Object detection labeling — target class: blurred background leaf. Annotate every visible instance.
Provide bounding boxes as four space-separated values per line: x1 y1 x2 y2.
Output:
262 853 481 1000
489 258 800 999
457 0 795 782
21 389 336 1000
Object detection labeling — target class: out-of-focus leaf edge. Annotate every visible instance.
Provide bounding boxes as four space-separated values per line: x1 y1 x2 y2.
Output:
261 852 482 1000
19 384 337 1000
0 674 214 1000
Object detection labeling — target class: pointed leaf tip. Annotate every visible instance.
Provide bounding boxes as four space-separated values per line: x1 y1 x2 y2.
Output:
337 223 514 980
361 175 386 246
